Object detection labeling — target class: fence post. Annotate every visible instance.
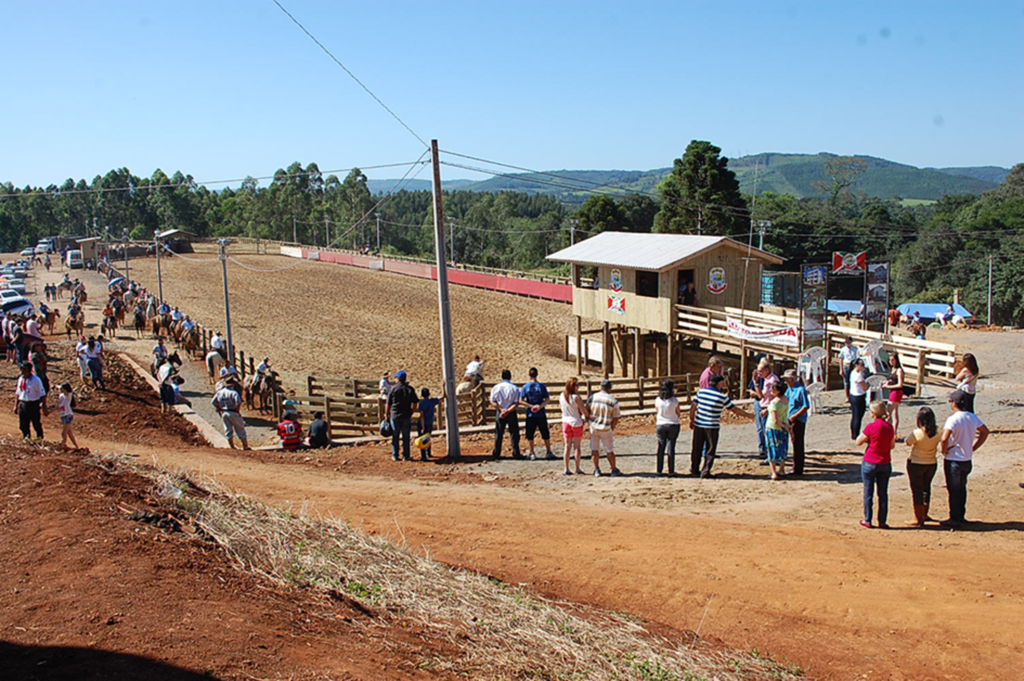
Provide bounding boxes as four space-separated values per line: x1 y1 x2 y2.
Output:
248 356 255 376
637 377 645 410
307 375 315 396
238 351 246 377
324 395 334 439
917 350 927 390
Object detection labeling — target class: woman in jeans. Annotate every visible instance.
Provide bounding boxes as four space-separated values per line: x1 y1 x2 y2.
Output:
654 379 681 475
905 407 941 526
855 401 895 528
954 353 979 413
848 358 870 440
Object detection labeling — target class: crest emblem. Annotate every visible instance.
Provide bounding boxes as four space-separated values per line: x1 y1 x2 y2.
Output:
609 269 623 293
707 267 727 294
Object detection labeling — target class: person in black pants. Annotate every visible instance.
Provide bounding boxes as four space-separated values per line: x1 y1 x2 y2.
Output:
848 359 869 441
489 370 522 459
14 362 48 440
783 370 810 475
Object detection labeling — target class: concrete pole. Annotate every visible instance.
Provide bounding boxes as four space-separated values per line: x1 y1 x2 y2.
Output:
431 140 461 460
218 239 234 365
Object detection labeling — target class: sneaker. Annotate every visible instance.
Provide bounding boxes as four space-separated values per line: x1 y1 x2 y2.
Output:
939 519 963 528
759 459 770 466
610 468 623 477
528 452 537 461
563 470 573 476
859 520 872 529
545 451 557 460
512 453 526 460
574 469 585 475
593 469 602 477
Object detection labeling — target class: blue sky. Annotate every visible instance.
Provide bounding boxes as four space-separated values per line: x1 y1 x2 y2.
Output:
1 1 1021 188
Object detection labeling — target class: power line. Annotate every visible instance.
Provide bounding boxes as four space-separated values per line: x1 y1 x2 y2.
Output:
270 0 428 149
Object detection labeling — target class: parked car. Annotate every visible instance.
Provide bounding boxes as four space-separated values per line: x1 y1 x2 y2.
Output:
1 297 34 318
66 249 84 269
0 289 23 302
19 247 34 257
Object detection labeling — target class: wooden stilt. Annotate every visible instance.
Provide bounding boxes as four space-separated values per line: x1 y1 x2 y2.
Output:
576 315 583 375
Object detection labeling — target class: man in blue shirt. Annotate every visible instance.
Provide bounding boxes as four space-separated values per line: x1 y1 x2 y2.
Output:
519 367 555 460
783 370 810 475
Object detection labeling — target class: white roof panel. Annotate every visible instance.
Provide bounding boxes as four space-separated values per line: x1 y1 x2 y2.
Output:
547 232 783 271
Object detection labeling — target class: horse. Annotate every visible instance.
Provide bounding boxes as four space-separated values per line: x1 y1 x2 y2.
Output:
151 313 171 338
57 280 74 299
244 370 280 413
101 314 118 337
65 311 85 339
132 307 147 338
456 374 483 395
180 327 201 360
38 309 61 335
205 350 226 385
152 350 183 378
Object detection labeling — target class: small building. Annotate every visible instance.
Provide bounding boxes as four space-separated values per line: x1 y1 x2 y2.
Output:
548 232 785 378
75 236 101 262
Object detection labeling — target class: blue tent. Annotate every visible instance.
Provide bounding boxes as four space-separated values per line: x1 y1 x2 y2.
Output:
897 303 974 323
827 299 863 315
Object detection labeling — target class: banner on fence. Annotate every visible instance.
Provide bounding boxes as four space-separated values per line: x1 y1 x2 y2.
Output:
726 317 800 347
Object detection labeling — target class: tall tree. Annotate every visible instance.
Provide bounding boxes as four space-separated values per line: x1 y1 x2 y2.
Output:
653 140 747 235
812 155 867 204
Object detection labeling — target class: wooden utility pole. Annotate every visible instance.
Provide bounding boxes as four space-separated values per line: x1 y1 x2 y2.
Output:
431 140 461 460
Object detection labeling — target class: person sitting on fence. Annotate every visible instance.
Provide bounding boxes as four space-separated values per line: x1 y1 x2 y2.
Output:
277 410 303 451
417 388 442 460
307 411 330 449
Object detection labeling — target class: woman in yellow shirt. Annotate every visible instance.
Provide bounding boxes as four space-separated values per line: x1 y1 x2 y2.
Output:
765 381 790 481
905 407 941 526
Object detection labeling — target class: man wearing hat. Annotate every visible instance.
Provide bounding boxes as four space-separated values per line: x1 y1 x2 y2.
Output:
939 390 989 527
586 379 622 476
13 361 47 441
385 370 417 461
783 370 811 475
211 371 249 450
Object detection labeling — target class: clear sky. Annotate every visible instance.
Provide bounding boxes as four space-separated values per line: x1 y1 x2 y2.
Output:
2 1 1022 188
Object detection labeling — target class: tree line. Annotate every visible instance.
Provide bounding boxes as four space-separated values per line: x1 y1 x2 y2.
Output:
2 146 1022 325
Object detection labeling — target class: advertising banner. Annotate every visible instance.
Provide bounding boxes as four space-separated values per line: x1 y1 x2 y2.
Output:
801 264 828 346
865 262 889 328
726 317 800 347
832 251 867 275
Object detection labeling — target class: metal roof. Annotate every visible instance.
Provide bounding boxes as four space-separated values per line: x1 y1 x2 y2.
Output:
547 232 784 271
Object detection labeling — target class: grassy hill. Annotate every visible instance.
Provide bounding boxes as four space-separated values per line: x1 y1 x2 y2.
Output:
372 153 1006 203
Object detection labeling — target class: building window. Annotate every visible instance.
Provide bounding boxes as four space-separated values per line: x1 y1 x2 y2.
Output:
637 270 659 298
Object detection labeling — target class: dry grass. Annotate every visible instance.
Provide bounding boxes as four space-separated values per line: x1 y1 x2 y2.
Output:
124 463 803 681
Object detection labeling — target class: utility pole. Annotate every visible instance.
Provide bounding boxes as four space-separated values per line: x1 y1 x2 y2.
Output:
375 213 381 252
448 217 455 263
122 229 130 283
218 239 235 365
757 220 771 251
568 218 579 245
292 217 297 244
431 139 461 460
154 230 164 304
988 254 993 326
325 214 330 249
103 226 110 268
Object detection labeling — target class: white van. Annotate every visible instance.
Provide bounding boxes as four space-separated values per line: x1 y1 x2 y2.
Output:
66 249 84 269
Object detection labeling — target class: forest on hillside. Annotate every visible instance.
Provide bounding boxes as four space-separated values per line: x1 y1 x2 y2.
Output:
2 150 1023 325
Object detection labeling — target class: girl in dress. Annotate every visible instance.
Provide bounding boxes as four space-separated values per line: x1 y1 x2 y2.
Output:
57 383 79 449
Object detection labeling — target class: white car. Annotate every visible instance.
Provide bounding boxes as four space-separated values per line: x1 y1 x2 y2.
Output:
0 289 22 303
19 247 34 257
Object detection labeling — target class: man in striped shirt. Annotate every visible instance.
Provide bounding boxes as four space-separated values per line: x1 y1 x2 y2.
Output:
689 374 751 478
586 379 622 476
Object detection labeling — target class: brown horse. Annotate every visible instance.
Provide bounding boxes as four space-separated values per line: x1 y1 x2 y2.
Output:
65 311 85 339
132 307 147 338
244 371 280 414
180 327 202 360
38 309 61 335
151 313 171 338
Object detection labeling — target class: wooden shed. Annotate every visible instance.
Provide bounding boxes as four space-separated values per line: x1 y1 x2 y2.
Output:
547 232 785 378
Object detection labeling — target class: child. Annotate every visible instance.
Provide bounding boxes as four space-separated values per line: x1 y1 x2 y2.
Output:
276 411 303 451
856 401 896 529
765 381 790 481
57 383 79 449
417 387 442 460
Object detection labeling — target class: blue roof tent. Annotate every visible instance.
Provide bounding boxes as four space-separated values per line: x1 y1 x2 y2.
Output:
827 299 864 315
897 303 974 322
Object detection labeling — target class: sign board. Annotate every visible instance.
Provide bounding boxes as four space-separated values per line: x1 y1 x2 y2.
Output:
726 317 799 347
832 251 866 275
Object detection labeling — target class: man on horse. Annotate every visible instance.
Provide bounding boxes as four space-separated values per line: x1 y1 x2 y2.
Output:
465 355 484 383
253 357 271 394
210 331 226 359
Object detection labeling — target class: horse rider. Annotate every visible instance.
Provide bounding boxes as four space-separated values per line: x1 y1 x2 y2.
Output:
253 357 271 393
464 355 484 383
210 331 226 359
158 301 171 316
38 302 50 319
171 306 184 324
153 337 169 365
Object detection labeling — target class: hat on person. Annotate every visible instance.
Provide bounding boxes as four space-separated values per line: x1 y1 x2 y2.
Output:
395 370 407 381
948 389 969 408
783 369 798 379
220 367 230 377
600 378 612 390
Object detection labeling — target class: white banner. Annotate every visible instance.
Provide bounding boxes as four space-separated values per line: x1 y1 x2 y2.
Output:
726 317 799 347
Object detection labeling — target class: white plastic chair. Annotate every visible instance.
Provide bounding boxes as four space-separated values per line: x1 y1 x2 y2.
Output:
806 382 825 415
861 340 884 374
798 346 827 385
865 374 888 403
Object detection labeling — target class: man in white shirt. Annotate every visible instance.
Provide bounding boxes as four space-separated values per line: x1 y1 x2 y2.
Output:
940 390 989 527
489 369 522 459
839 337 859 399
465 355 484 382
24 313 40 338
210 332 225 358
13 362 47 440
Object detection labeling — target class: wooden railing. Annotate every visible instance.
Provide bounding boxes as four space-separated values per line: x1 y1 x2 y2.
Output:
826 328 958 387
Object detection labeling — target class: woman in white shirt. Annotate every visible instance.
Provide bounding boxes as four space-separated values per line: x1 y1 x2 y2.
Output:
954 353 979 413
654 379 682 476
848 358 870 440
559 377 587 476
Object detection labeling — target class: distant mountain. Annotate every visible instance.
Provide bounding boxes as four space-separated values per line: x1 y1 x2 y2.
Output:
372 153 1007 204
366 178 474 194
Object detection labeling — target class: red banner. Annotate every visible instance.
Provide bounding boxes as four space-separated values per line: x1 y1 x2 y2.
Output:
832 251 867 275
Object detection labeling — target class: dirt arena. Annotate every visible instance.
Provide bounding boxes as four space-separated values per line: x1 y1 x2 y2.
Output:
7 251 1024 679
121 245 577 388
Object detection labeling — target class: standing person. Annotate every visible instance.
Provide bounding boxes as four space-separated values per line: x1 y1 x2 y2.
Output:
699 356 724 390
307 411 330 449
57 383 79 449
24 313 40 338
378 372 392 399
519 367 555 460
85 337 105 390
75 336 90 385
855 401 896 529
11 317 26 365
276 411 303 451
416 388 442 460
752 359 779 462
654 379 681 476
385 370 417 462
157 360 177 414
905 407 941 527
13 362 47 441
559 377 587 476
489 369 522 460
839 337 859 400
211 377 249 450
883 353 906 435
939 390 990 527
586 379 622 476
764 382 790 481
29 342 49 396
782 370 810 476
848 358 870 441
954 353 979 413
689 374 749 478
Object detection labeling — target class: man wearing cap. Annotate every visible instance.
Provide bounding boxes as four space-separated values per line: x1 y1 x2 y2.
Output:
489 369 522 460
13 361 47 441
783 370 811 475
586 379 622 476
211 374 249 450
939 390 989 527
385 370 417 461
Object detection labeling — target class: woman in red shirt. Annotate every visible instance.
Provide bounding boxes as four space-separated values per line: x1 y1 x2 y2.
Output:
855 401 895 529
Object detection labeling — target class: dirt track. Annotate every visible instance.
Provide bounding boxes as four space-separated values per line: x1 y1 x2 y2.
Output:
9 252 1024 679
